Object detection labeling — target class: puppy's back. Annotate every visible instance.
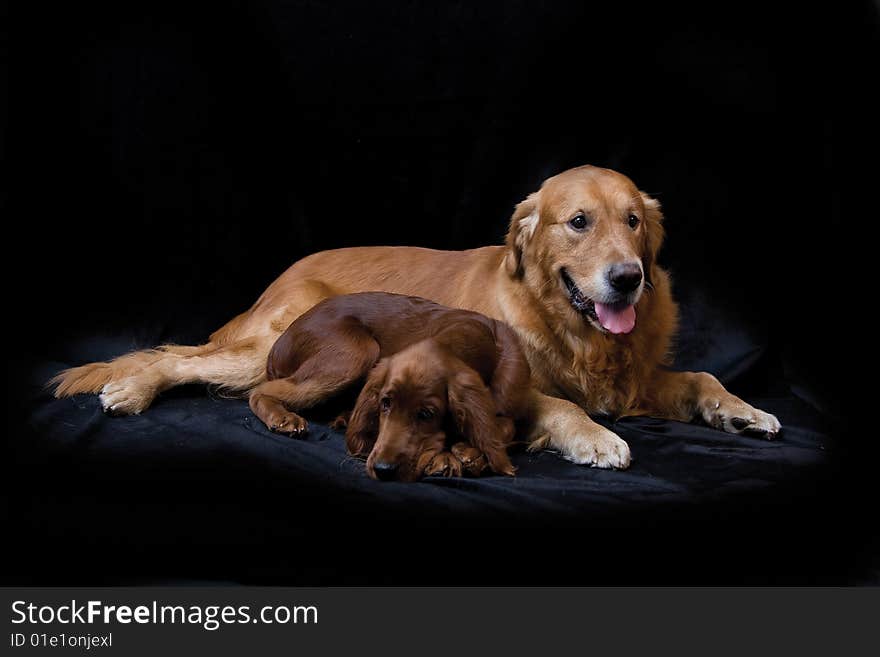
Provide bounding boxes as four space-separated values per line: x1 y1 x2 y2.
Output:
266 292 517 383
266 292 442 380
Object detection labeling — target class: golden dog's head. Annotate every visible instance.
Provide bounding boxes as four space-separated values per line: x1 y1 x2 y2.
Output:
504 165 664 335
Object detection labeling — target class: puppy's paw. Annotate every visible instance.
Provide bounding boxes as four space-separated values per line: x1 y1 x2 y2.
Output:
329 412 350 431
99 377 157 416
264 410 308 436
701 396 781 440
423 451 463 478
450 442 489 477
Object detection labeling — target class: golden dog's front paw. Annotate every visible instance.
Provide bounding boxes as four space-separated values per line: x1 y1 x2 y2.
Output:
701 396 781 440
533 422 632 470
567 426 631 469
528 395 633 469
423 451 463 478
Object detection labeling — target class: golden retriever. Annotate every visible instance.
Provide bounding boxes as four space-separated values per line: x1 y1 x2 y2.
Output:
51 164 781 469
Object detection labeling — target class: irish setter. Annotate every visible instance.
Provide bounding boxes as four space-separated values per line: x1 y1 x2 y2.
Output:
248 292 529 482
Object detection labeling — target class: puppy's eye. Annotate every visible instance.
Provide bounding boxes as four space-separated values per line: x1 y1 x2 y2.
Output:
417 408 435 421
628 214 640 229
380 397 392 412
568 214 588 232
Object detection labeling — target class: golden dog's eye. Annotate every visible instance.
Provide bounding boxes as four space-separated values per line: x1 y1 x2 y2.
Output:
628 214 640 229
568 214 588 231
417 408 434 421
380 397 392 412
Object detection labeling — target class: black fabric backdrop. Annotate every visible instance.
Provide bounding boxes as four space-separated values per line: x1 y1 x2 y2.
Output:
5 1 878 584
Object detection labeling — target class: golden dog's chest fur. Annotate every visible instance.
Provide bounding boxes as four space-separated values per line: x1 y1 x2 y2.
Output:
507 266 678 418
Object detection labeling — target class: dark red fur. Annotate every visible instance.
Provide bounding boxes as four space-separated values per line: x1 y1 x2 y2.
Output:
248 292 530 481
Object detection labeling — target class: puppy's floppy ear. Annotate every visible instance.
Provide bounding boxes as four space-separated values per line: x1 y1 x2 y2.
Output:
447 366 516 476
345 359 389 457
639 192 665 290
504 192 540 278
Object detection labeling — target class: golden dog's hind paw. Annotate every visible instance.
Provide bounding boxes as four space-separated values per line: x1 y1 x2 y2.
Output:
99 377 157 416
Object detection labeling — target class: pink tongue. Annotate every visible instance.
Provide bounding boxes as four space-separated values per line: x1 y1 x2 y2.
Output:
594 302 636 334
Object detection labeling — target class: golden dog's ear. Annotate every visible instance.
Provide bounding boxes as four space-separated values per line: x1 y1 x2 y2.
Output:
447 366 516 476
504 192 540 278
640 192 665 290
345 359 389 457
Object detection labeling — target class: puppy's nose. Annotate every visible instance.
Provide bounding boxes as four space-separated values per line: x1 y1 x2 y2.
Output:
372 461 399 481
607 262 643 293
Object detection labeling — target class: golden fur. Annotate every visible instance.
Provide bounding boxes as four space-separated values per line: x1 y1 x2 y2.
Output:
51 165 780 468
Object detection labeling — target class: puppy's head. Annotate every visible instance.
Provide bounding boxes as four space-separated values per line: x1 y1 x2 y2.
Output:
346 342 448 482
504 165 664 335
345 341 514 482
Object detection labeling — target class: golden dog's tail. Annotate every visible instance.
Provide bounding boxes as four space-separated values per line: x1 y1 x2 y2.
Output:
49 307 258 400
48 343 214 398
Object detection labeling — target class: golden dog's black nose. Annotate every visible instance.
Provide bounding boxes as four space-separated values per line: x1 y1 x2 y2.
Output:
608 263 643 293
372 461 399 481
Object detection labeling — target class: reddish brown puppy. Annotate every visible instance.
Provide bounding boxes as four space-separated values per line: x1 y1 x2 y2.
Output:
248 292 529 482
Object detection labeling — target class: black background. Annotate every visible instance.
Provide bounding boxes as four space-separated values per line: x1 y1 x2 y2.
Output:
6 1 879 584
